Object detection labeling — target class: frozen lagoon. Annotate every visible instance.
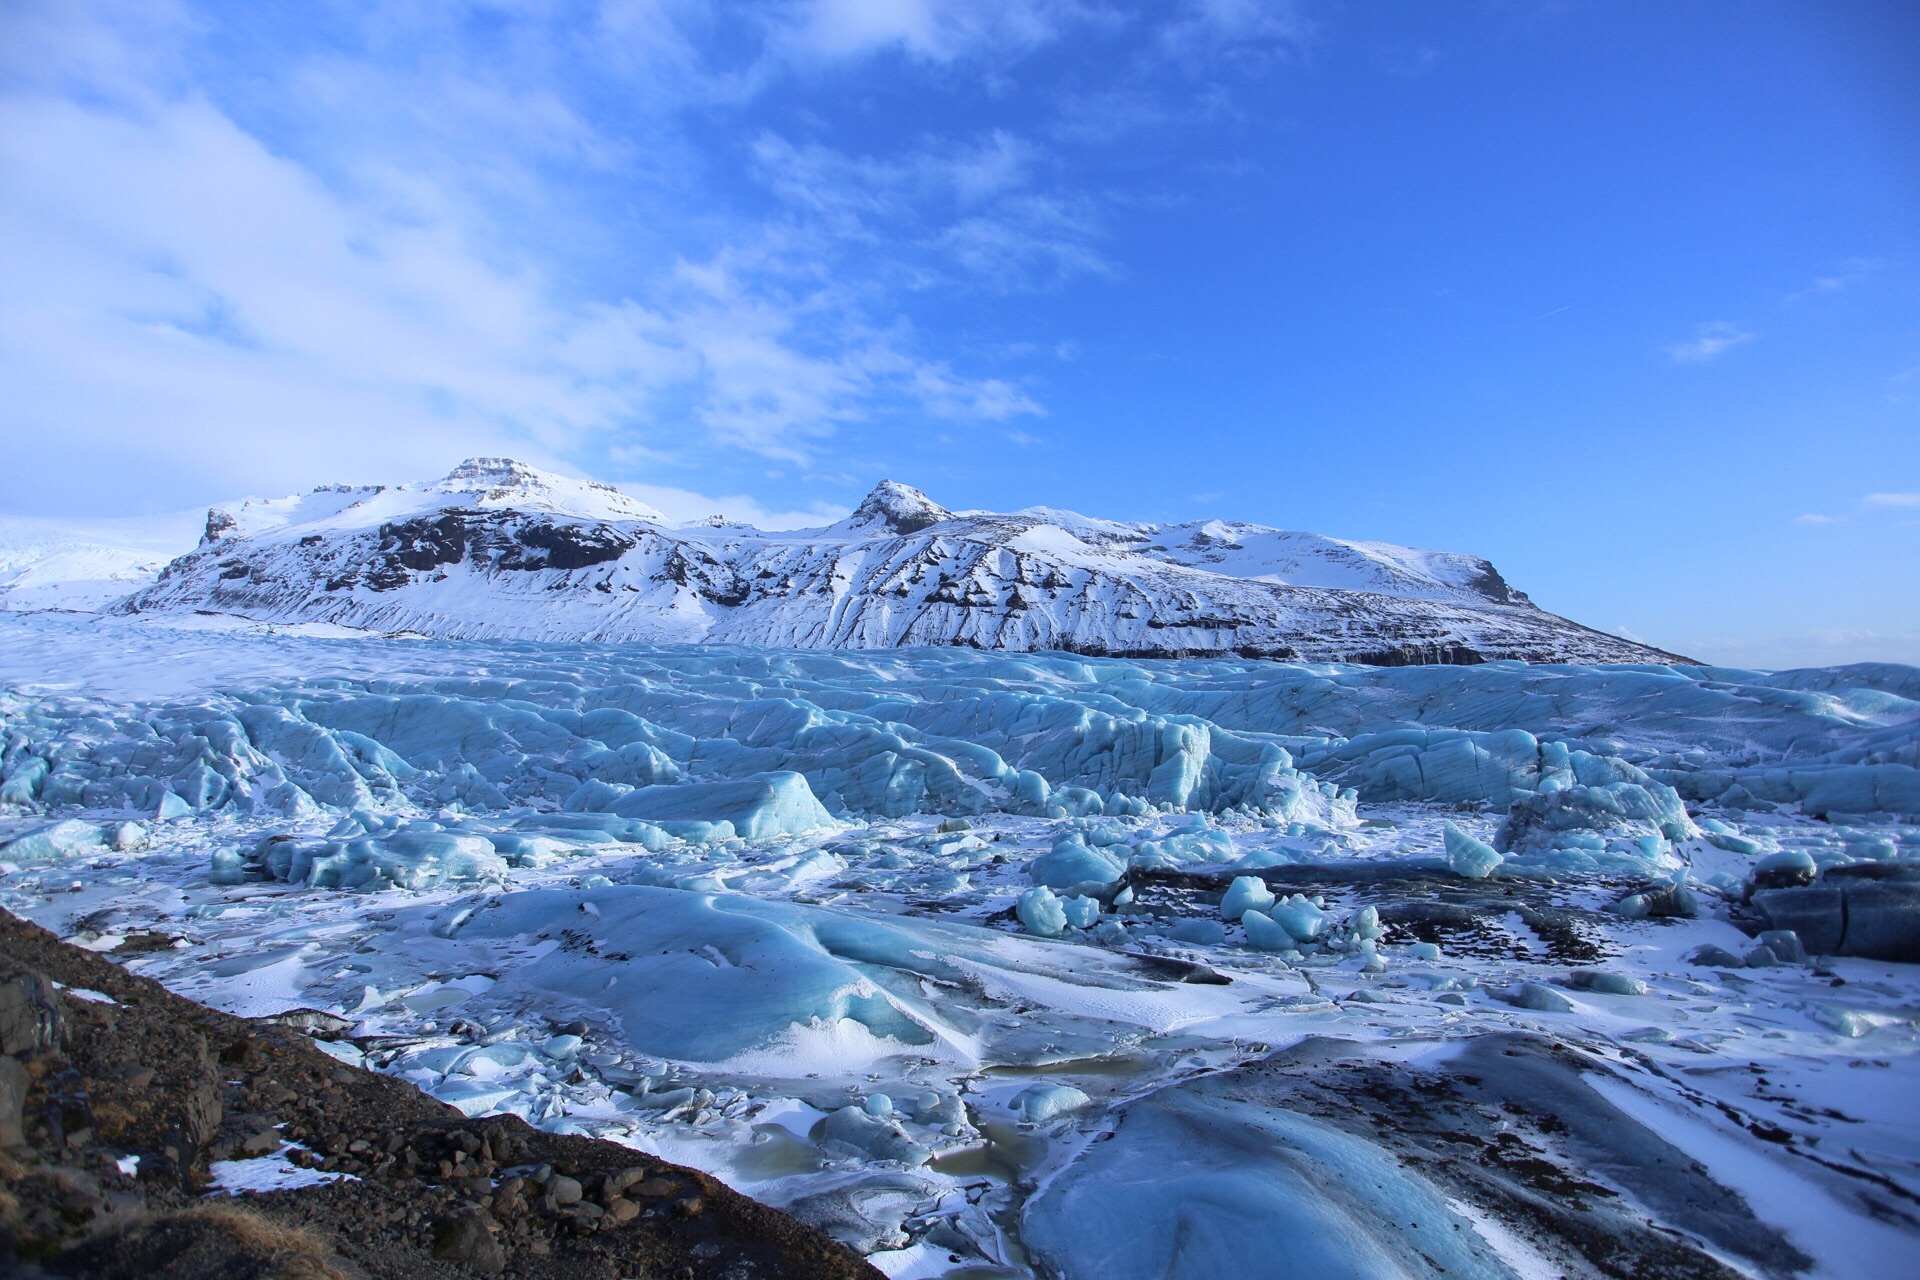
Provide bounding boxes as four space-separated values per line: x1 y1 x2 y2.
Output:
2 612 1917 1278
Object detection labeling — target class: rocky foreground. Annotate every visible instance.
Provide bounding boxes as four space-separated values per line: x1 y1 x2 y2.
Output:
0 908 879 1279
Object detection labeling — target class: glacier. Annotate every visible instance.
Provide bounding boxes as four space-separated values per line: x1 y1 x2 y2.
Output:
2 610 1918 1278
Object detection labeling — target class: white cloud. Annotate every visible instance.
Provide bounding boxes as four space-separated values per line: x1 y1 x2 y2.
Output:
1792 513 1841 526
0 1 1043 514
0 0 1322 518
1864 492 1920 509
1665 321 1755 364
1158 0 1314 70
1783 257 1885 305
750 130 1108 291
772 0 1110 66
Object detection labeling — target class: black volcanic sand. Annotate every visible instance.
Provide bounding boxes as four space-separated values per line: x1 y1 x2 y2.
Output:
0 907 881 1279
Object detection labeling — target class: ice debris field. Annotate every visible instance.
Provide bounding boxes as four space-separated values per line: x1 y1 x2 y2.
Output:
2 611 1918 1279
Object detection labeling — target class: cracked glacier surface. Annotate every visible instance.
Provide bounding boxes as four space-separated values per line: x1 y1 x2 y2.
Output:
2 611 1918 1279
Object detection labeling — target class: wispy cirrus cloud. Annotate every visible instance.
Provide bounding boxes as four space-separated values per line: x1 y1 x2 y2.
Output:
1792 491 1920 527
1665 320 1755 364
766 0 1118 66
1783 257 1885 305
748 129 1107 291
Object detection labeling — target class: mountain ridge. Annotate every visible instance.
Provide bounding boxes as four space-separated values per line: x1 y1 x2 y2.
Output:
20 458 1682 664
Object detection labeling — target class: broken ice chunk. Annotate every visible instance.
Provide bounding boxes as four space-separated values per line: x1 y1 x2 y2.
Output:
208 848 250 885
1568 970 1646 996
1748 851 1819 892
1018 885 1069 938
542 1034 584 1060
256 827 508 891
1014 1083 1090 1124
1061 895 1101 930
819 1104 932 1166
1443 823 1502 879
1028 835 1126 893
0 819 107 863
1219 875 1276 921
1167 918 1226 945
1610 874 1698 919
1752 870 1920 961
1267 894 1327 943
1241 909 1293 951
1686 944 1748 969
1350 905 1384 940
1502 982 1577 1013
602 771 837 840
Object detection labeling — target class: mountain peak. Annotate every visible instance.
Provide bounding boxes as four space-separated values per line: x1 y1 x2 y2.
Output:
430 458 666 524
845 480 950 535
434 457 553 493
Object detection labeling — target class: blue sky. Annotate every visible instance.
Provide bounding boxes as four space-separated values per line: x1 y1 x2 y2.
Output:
1 1 1915 666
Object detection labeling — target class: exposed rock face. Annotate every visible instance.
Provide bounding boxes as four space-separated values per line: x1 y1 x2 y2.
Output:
113 460 1686 664
844 480 951 535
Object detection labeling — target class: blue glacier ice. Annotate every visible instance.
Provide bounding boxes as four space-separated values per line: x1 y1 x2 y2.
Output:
1012 1082 1090 1124
0 818 110 863
1219 874 1277 920
1023 1077 1518 1280
1267 894 1328 942
4 617 1918 1279
1018 884 1069 937
1443 822 1503 878
414 884 1210 1066
1027 835 1127 892
1240 908 1295 951
3 623 1914 836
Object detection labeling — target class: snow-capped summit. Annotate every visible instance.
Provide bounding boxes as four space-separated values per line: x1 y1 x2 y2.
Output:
428 457 668 524
196 459 668 546
0 457 1682 663
840 480 953 536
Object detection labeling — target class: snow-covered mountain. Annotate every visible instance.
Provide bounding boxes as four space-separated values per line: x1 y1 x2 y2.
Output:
0 510 207 613
92 458 1680 663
